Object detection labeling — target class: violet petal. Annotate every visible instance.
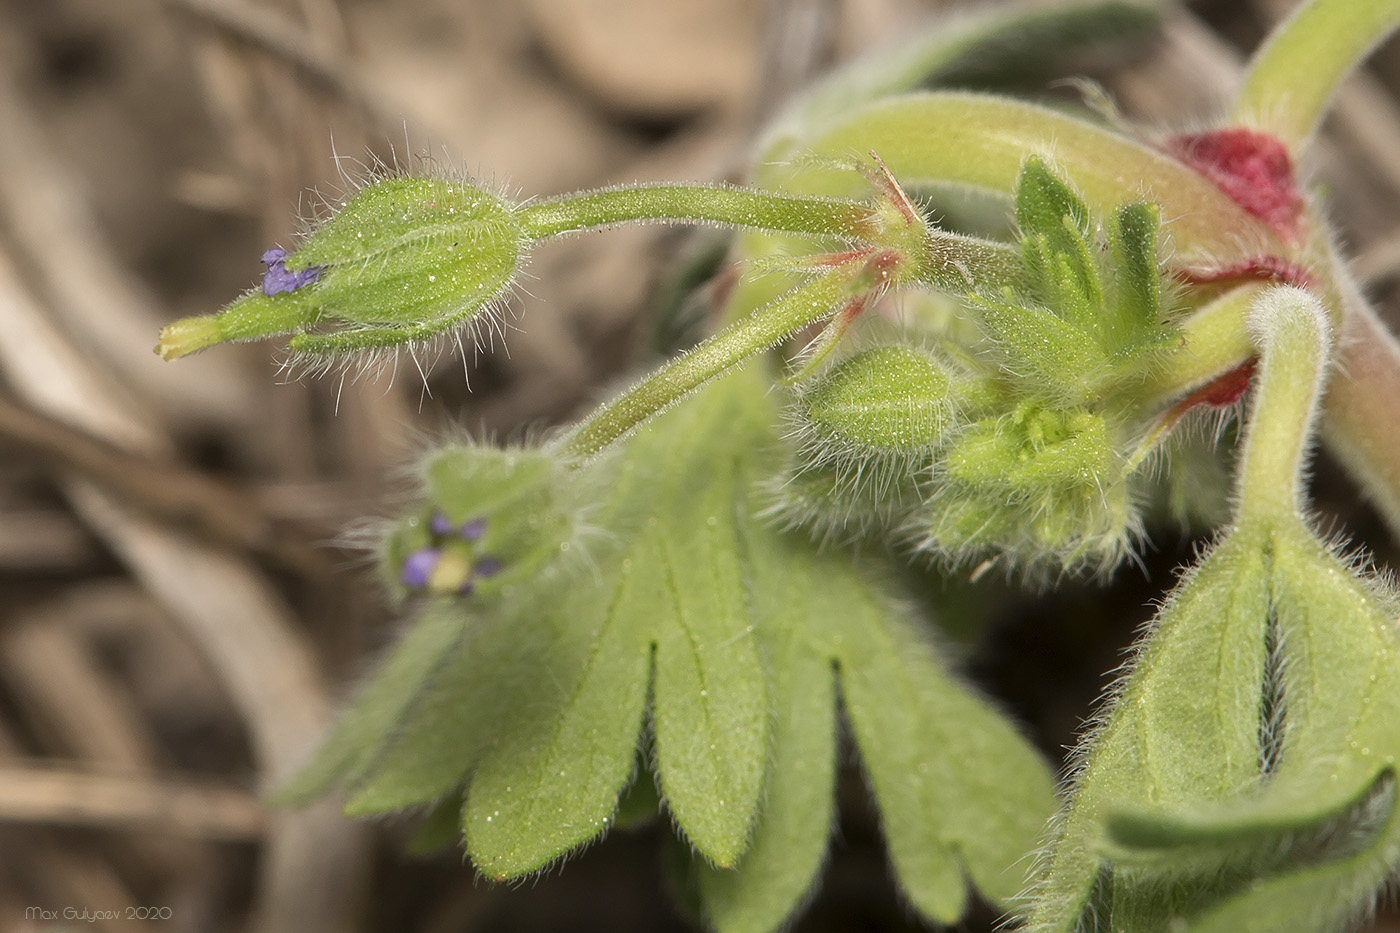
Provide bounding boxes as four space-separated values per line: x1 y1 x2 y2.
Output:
474 556 504 579
429 511 454 536
460 518 487 542
260 249 325 297
400 548 441 589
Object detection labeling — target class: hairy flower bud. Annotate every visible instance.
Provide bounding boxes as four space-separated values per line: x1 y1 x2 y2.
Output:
157 175 524 363
920 402 1135 570
798 345 956 455
383 445 575 599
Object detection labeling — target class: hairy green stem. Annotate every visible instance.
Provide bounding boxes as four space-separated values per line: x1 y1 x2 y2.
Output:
563 268 858 460
562 223 1027 460
785 92 1284 264
1236 288 1333 527
516 184 874 242
1132 284 1261 406
1231 0 1400 149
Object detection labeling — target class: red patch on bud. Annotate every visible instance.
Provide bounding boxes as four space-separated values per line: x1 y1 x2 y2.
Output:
1166 129 1303 238
1172 255 1313 290
1191 359 1257 409
1146 360 1259 453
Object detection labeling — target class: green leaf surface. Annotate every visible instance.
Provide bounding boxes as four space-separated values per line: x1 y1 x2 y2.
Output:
1109 529 1400 879
273 600 470 804
1027 534 1272 932
697 505 1055 932
1183 774 1400 933
463 570 652 879
697 618 836 933
837 581 1056 920
1107 767 1382 859
617 373 774 867
463 372 773 876
342 603 548 814
696 508 845 933
642 508 767 867
1270 531 1400 783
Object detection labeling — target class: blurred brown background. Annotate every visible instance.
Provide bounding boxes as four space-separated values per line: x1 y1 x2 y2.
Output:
1 0 1400 930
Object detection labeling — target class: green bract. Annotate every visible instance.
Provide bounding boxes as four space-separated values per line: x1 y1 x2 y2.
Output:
923 401 1132 567
971 157 1177 406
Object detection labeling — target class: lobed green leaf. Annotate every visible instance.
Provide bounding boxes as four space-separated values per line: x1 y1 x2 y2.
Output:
272 599 471 804
1026 534 1273 932
697 603 836 933
834 566 1056 917
463 572 653 879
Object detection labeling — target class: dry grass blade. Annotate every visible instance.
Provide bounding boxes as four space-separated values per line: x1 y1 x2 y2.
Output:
0 392 331 577
0 55 253 432
159 0 400 129
0 100 370 933
0 762 266 841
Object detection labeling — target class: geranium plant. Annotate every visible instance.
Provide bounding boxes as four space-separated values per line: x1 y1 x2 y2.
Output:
157 0 1400 929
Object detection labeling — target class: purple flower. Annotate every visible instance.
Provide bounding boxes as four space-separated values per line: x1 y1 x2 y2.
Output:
429 511 455 536
400 548 442 589
474 556 503 579
261 248 324 297
460 518 487 542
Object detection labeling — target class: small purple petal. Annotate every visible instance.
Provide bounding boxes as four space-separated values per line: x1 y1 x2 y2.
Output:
460 518 487 542
458 582 476 597
260 249 325 297
429 511 454 536
473 556 503 579
400 548 441 589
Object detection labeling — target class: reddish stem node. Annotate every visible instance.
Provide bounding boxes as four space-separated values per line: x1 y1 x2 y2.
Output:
1171 256 1314 290
1157 359 1260 439
1165 128 1304 240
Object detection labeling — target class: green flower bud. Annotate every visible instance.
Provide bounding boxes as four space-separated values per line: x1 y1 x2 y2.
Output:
946 404 1115 492
922 402 1135 570
799 345 956 454
781 344 966 539
158 176 524 362
382 445 576 600
921 481 1135 573
761 456 923 544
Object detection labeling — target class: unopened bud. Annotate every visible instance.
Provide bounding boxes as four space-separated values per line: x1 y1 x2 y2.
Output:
158 176 524 362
